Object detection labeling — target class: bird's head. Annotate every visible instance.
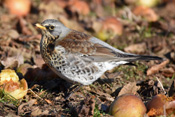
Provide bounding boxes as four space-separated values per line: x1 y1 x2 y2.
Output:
36 19 68 39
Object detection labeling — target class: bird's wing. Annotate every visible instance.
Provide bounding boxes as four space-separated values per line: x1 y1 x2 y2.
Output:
56 30 162 62
56 30 120 61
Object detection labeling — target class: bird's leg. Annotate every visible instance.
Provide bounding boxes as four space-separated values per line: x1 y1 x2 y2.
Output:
65 83 83 100
101 71 122 89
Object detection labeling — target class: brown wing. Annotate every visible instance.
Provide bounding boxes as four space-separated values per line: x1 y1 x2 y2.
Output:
56 30 118 61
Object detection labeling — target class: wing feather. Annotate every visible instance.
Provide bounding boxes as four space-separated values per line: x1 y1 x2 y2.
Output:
56 30 162 62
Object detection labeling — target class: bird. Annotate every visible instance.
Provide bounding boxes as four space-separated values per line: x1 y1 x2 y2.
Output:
36 19 163 85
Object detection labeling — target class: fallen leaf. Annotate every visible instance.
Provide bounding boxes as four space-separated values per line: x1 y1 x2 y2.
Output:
76 95 95 117
7 29 19 39
31 106 42 116
45 99 53 104
1 55 24 69
18 17 32 35
18 99 37 115
147 59 169 76
161 67 175 77
124 43 147 54
39 1 64 14
88 88 114 102
118 82 140 97
33 54 45 68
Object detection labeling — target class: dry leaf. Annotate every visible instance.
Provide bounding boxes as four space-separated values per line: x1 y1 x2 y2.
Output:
31 107 42 116
124 43 146 54
161 67 175 77
33 54 45 68
8 29 19 39
18 17 32 35
118 82 140 97
39 1 64 14
18 99 37 115
147 59 169 76
45 99 53 104
1 55 24 69
76 95 95 117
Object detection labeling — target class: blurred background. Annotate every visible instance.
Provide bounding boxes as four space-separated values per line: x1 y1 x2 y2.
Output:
0 0 175 116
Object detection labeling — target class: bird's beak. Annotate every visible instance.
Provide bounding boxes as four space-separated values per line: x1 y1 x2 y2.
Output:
35 23 46 30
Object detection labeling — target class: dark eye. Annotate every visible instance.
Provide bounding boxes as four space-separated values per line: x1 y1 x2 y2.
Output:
49 26 54 30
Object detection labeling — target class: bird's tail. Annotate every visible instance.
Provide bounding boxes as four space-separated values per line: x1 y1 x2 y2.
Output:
113 51 163 62
122 54 163 62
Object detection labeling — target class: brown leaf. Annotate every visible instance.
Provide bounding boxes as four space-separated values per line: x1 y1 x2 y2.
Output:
76 95 95 117
118 82 140 97
87 87 114 102
39 1 64 14
147 59 169 76
33 54 45 68
18 17 32 35
161 67 175 77
31 107 42 116
124 43 147 54
18 99 37 115
44 99 53 104
1 55 24 69
7 29 19 39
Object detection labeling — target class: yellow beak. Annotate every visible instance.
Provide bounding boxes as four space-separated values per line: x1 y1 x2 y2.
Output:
35 23 46 30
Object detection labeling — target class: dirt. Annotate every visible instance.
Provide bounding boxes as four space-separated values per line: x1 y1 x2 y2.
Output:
0 0 175 116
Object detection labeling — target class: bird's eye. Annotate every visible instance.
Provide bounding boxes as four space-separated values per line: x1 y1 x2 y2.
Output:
49 26 55 30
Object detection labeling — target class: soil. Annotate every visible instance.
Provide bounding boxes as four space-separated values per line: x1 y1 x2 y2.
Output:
0 0 175 116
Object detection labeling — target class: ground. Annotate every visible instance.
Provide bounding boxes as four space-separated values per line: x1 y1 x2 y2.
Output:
0 0 175 116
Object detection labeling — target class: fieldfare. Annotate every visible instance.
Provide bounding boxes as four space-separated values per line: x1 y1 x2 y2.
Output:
36 19 162 85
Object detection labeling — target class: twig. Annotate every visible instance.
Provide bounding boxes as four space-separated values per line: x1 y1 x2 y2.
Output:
156 77 166 95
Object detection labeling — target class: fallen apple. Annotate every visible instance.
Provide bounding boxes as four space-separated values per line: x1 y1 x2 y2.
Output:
0 69 28 99
4 0 31 17
109 94 146 117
